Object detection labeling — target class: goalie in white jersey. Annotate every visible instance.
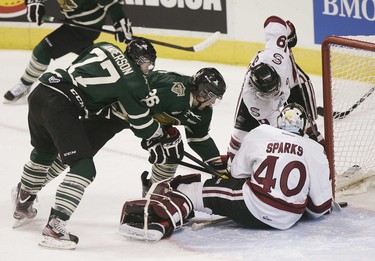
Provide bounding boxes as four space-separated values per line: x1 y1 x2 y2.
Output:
228 16 324 160
118 103 333 241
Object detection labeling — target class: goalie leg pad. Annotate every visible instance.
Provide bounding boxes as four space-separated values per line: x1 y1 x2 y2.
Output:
170 174 201 189
119 200 168 241
119 181 194 241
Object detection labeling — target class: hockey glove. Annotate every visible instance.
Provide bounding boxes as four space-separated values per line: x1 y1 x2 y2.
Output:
141 127 184 164
306 124 326 148
141 138 165 164
162 127 184 162
207 155 230 177
286 20 297 48
25 0 46 26
113 17 133 43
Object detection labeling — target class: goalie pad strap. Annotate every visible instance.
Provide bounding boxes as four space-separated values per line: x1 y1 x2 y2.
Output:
120 182 194 239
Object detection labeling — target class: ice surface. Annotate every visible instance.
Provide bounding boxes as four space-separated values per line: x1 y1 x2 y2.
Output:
1 50 374 261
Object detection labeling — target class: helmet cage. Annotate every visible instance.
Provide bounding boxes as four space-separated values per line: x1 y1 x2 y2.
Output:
125 38 156 73
192 68 226 104
197 75 223 102
135 55 155 72
277 103 307 135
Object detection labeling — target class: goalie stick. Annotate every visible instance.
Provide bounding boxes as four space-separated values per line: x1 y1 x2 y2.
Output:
317 86 375 118
42 16 220 52
191 201 347 231
191 217 231 231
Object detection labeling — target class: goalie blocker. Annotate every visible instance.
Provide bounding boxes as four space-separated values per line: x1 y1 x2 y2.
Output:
118 174 200 241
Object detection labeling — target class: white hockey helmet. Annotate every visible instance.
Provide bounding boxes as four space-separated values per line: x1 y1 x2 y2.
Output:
277 103 307 135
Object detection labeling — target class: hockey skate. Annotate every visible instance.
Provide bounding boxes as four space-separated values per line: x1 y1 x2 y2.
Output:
39 211 79 250
3 81 31 104
12 183 37 228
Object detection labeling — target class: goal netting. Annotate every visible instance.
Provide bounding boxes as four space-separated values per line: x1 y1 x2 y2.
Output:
321 35 375 193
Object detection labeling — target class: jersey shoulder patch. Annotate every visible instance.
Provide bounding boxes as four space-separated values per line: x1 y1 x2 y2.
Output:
171 82 186 97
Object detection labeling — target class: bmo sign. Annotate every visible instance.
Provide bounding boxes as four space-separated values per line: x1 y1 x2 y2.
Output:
313 0 375 44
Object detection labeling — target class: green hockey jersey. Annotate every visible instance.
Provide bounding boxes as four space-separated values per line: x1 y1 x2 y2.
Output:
145 70 221 162
39 42 160 140
57 0 126 28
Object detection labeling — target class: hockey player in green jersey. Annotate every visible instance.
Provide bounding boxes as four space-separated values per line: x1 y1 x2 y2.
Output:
140 68 228 194
11 38 185 250
41 68 229 197
4 0 133 103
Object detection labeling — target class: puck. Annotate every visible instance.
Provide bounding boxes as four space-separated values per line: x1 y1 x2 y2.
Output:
338 202 348 208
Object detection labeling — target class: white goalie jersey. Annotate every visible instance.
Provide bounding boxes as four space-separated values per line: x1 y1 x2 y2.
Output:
242 16 294 126
231 124 332 230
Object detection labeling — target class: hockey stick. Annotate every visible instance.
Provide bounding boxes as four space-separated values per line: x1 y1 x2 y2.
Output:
191 217 231 231
42 16 220 52
317 86 375 118
183 151 229 179
289 50 319 137
178 160 213 174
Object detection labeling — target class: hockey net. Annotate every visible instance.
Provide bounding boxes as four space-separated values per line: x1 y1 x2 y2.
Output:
322 35 375 194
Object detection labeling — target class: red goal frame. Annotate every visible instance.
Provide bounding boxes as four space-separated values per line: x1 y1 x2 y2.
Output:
321 36 375 196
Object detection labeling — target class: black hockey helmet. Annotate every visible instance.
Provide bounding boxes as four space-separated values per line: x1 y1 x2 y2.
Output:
277 103 307 136
249 62 281 99
191 67 226 102
125 38 157 72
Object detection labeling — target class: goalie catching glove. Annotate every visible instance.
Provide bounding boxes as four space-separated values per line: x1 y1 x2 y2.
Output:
141 126 184 164
118 177 195 241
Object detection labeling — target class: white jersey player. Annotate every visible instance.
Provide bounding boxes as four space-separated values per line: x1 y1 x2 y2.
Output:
118 103 333 241
230 103 332 229
228 16 323 159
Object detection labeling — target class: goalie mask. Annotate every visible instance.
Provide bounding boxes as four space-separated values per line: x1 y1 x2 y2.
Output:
191 67 226 105
277 103 307 136
249 63 281 100
125 38 157 74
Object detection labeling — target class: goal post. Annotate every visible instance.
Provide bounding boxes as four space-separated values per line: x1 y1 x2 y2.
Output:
321 35 375 194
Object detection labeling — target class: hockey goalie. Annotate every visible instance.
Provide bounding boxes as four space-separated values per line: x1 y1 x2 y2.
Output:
118 104 333 241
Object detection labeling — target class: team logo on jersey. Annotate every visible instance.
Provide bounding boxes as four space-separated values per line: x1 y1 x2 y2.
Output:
58 0 78 12
48 76 61 83
272 53 284 65
171 82 186 97
184 110 201 124
249 107 260 117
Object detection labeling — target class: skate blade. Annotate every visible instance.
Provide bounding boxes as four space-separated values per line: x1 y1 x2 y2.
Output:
13 218 34 228
3 95 28 105
118 224 163 241
38 235 77 250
